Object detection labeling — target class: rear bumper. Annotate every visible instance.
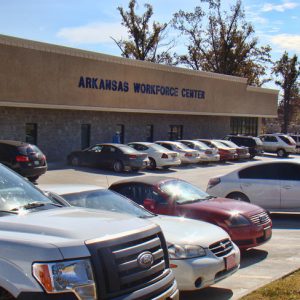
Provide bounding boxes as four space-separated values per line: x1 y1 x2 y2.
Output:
15 165 47 178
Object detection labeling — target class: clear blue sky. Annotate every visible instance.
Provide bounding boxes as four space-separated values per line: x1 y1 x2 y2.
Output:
0 0 299 87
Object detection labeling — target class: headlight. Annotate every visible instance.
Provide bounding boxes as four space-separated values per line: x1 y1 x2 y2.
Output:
33 259 96 300
168 244 206 259
225 214 251 227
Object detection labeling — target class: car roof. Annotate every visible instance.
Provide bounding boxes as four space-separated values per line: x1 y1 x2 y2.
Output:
128 142 153 145
111 176 177 186
39 184 106 195
0 140 29 147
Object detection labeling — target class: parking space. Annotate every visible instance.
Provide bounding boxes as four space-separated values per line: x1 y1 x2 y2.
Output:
38 154 300 299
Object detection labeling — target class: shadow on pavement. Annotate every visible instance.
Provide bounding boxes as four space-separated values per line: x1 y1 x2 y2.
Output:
181 287 233 300
271 213 300 229
240 248 268 269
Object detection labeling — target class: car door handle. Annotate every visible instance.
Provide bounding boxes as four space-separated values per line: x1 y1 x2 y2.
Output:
282 185 292 190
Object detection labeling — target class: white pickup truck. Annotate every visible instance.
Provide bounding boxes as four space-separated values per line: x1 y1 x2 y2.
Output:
0 164 178 300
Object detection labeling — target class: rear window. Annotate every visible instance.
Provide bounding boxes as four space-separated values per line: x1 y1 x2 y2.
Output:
118 145 140 154
278 135 294 145
18 145 43 155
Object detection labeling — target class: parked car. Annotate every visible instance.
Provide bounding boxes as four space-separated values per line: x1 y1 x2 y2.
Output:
207 161 300 212
259 133 296 157
198 139 238 161
0 164 179 300
127 142 181 170
67 143 149 172
109 176 272 250
155 141 201 164
41 184 240 291
178 140 220 163
223 135 264 159
0 140 47 181
217 140 250 160
288 134 300 153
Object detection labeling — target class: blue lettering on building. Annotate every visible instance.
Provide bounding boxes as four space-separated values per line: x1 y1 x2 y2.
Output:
78 76 205 99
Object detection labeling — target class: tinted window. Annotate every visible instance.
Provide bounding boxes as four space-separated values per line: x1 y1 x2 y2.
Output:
160 143 173 150
239 164 279 180
278 135 293 145
18 145 43 155
262 136 277 142
278 163 300 181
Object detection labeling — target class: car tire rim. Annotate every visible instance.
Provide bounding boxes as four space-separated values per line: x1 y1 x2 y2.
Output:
149 158 156 169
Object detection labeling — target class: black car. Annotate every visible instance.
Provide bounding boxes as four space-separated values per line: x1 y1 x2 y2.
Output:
223 135 264 158
67 143 149 172
0 140 47 181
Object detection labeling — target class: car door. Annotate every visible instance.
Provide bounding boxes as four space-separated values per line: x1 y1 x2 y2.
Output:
84 145 104 167
238 163 281 209
278 163 300 209
100 145 120 168
260 135 278 152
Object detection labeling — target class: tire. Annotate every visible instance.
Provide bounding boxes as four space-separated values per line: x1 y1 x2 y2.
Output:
227 192 250 202
71 156 80 166
149 158 157 170
113 160 123 173
0 288 15 300
28 175 39 182
277 149 286 158
162 166 170 169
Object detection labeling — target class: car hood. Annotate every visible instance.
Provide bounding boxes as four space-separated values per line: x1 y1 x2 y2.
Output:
151 215 229 247
177 197 263 218
0 207 156 258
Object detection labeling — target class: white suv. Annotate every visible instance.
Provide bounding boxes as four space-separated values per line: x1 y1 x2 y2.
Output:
259 133 296 157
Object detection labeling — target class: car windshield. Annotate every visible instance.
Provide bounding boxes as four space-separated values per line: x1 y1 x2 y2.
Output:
221 140 237 148
193 141 210 150
61 189 155 218
212 140 230 148
160 180 211 204
0 165 55 214
150 144 171 151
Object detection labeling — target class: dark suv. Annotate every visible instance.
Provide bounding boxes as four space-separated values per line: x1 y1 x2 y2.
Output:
0 140 47 181
223 135 264 158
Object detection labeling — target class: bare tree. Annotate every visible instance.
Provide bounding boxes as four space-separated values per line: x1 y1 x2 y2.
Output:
172 0 272 86
112 0 174 64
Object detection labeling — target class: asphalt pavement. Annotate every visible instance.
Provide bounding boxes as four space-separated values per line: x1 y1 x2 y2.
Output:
39 154 300 299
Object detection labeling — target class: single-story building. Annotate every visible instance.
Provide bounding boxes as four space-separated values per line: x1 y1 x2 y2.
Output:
0 35 278 161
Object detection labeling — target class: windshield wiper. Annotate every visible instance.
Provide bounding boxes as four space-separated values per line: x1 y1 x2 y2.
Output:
11 201 61 212
0 210 18 215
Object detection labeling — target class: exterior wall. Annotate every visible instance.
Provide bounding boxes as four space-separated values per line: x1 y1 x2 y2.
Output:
0 35 278 118
0 107 230 161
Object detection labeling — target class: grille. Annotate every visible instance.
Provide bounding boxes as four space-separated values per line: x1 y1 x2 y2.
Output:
250 211 271 226
86 227 170 299
209 239 233 257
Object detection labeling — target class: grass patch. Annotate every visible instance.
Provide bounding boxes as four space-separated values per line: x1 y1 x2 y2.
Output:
241 269 300 300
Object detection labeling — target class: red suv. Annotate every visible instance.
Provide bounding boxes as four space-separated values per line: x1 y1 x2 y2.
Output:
110 176 272 250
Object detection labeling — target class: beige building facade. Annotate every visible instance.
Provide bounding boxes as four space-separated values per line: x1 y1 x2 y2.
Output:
0 35 278 161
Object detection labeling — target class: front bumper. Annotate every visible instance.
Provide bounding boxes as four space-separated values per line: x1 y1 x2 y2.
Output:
170 245 240 291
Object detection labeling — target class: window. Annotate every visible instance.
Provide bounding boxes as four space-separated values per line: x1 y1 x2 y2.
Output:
25 123 37 145
278 163 300 181
116 124 125 144
169 125 183 140
230 117 258 136
239 164 279 180
146 125 154 142
263 136 277 142
81 124 91 149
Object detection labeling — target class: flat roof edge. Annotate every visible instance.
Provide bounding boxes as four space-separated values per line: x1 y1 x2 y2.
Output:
0 34 249 84
0 101 278 118
247 85 279 95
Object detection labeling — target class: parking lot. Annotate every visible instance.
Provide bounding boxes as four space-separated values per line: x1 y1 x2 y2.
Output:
38 154 300 300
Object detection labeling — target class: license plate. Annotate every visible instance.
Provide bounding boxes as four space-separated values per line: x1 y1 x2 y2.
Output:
264 227 272 240
224 254 236 271
34 161 40 166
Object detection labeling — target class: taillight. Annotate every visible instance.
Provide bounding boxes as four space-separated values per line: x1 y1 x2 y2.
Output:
16 155 30 162
161 153 168 159
185 153 193 157
128 154 137 159
207 177 221 189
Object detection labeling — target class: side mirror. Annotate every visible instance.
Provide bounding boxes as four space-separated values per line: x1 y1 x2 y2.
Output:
143 198 157 210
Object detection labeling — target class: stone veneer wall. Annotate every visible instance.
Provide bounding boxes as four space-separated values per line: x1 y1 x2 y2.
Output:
0 107 230 161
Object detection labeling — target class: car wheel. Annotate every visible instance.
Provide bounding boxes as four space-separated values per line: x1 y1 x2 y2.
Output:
113 160 124 173
71 156 80 166
249 154 255 159
149 158 157 170
227 192 250 202
277 149 286 158
28 175 39 182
